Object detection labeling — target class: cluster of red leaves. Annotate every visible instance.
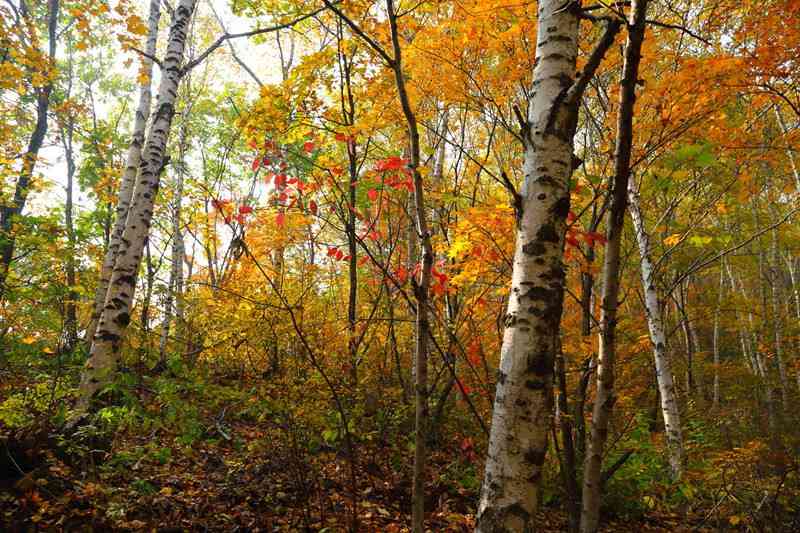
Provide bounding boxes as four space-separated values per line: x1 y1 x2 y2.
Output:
212 198 254 226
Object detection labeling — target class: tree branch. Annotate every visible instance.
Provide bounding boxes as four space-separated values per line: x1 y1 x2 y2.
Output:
130 46 163 70
322 0 395 66
182 4 330 74
646 19 713 46
565 18 623 108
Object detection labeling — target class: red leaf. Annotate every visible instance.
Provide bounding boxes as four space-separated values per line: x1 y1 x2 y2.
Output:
309 200 318 215
335 249 344 260
239 205 253 214
224 215 232 224
276 212 286 227
278 192 288 202
252 157 261 172
236 214 246 225
357 256 368 266
367 188 378 202
395 265 408 284
275 174 287 188
565 235 580 247
327 247 338 257
335 132 347 142
375 156 408 172
303 141 315 153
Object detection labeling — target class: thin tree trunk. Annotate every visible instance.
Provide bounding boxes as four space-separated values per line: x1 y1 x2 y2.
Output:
628 190 685 480
555 341 580 533
477 3 621 529
86 0 162 344
712 265 724 409
384 3 434 530
580 3 649 530
0 0 60 302
769 228 788 407
159 107 189 366
76 0 197 411
774 107 800 192
60 44 79 352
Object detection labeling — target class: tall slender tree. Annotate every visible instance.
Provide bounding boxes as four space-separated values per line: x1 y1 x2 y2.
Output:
0 0 60 301
76 0 197 410
476 2 621 529
86 0 162 343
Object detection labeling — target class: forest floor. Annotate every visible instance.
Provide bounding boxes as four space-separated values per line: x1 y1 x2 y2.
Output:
0 370 735 531
1 429 714 532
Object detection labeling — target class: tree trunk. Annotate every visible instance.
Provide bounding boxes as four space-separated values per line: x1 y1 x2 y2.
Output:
85 0 162 344
712 265 724 409
159 107 189 366
628 190 685 480
76 0 197 411
477 2 620 529
0 0 60 302
384 2 434 530
580 3 649 531
60 44 79 352
769 227 789 407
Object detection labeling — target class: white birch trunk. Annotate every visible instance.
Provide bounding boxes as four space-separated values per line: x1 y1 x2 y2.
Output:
477 1 586 529
159 115 188 363
86 0 162 343
628 188 685 480
76 0 196 409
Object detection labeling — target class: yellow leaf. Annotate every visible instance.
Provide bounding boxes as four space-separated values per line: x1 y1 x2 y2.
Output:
22 336 36 344
663 233 682 246
729 515 741 526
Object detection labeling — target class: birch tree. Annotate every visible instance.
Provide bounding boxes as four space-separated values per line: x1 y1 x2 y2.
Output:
76 0 197 410
85 0 162 344
628 189 685 479
476 2 621 529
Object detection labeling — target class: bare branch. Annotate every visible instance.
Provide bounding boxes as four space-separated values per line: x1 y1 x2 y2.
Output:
183 5 330 74
565 19 623 107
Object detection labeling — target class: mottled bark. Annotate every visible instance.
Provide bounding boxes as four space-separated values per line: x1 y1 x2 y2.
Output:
628 190 685 480
159 109 189 365
477 2 620 529
76 0 197 410
86 0 162 343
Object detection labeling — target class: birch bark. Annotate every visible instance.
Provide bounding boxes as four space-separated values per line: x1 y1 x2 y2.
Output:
476 1 620 529
86 0 162 343
159 109 189 365
628 189 685 480
76 0 197 409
